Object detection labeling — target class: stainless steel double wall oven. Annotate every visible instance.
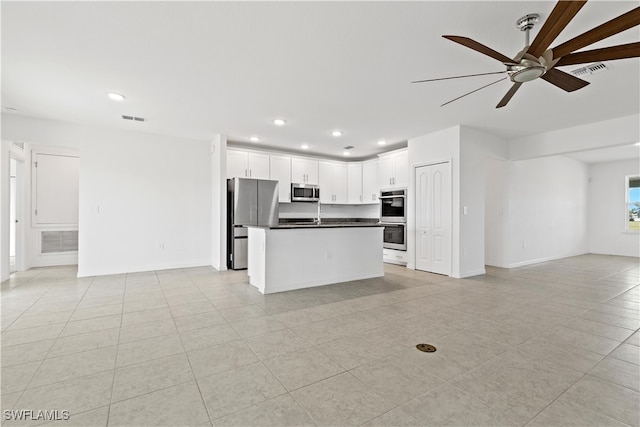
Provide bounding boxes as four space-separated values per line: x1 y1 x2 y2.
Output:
380 189 407 251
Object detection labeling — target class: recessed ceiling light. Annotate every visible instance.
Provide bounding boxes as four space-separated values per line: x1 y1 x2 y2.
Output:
108 92 125 101
273 119 286 126
332 130 342 137
250 136 260 142
635 142 640 146
343 151 351 156
377 140 387 146
301 144 310 149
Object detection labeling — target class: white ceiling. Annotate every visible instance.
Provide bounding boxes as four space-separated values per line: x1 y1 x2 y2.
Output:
2 1 639 160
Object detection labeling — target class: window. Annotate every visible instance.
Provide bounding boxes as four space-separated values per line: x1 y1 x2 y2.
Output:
627 175 640 232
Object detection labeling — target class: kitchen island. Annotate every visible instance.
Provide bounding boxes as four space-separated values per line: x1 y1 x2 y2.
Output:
247 223 384 294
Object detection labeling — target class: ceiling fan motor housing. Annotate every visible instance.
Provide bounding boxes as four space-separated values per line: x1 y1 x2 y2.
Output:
507 54 549 83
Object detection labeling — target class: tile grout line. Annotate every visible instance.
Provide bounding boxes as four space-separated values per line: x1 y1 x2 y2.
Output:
105 271 128 427
6 275 96 411
157 268 215 427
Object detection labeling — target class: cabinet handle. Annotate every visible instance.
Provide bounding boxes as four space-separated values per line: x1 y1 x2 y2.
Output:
249 169 252 177
245 169 248 177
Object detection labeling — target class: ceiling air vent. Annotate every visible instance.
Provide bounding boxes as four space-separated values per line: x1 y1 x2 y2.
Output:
570 62 610 77
122 115 147 122
12 141 25 150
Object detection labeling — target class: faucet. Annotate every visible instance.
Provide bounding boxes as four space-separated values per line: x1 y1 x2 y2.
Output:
317 201 321 225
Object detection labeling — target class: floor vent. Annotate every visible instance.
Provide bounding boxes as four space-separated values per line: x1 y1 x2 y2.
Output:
570 62 610 77
41 231 79 254
122 115 147 122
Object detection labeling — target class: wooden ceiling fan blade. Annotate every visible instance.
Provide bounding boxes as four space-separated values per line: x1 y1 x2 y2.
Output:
496 83 523 108
541 68 590 92
528 0 587 57
442 35 514 63
440 77 507 107
555 42 640 66
552 7 640 58
412 71 507 83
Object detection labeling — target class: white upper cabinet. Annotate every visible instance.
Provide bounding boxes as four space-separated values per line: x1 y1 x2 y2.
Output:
319 161 348 204
227 149 270 179
269 155 292 203
347 162 363 204
291 157 319 185
362 159 380 204
379 149 408 189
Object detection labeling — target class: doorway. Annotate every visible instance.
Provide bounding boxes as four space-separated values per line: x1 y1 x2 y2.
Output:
415 161 451 275
9 156 23 273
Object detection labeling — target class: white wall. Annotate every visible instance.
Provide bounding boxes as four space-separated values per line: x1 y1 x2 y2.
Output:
2 114 212 277
484 157 509 267
211 134 227 271
505 156 589 267
589 159 640 257
459 126 508 276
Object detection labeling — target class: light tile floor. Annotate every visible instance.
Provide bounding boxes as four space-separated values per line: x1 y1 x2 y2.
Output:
1 254 639 426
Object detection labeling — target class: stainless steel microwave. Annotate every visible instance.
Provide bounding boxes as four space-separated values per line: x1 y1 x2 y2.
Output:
291 183 320 202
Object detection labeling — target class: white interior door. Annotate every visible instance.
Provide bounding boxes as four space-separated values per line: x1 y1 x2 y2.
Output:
415 162 451 275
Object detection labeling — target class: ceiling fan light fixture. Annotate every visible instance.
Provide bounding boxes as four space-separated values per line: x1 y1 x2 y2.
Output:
509 65 546 83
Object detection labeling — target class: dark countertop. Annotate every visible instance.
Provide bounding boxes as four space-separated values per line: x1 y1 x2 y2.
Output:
269 222 383 229
250 217 383 230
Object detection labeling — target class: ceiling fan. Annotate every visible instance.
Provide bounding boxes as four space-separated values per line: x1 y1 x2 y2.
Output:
413 0 640 108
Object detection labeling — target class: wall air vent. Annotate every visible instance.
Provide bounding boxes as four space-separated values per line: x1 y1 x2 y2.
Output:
570 62 610 77
122 115 147 122
41 230 79 254
12 141 25 150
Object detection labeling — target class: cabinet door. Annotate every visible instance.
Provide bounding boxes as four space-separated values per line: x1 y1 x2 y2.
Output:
269 155 291 203
318 161 334 203
347 163 363 204
333 163 348 204
393 150 409 188
291 158 306 184
362 160 379 204
248 152 270 179
227 150 248 178
305 159 319 185
379 156 394 188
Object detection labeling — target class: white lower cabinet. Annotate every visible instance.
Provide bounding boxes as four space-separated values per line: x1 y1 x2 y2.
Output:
383 248 407 266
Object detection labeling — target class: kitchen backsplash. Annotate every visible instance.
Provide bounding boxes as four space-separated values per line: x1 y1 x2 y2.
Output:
279 202 380 219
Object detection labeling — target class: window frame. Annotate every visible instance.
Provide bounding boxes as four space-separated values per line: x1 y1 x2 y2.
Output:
625 174 640 233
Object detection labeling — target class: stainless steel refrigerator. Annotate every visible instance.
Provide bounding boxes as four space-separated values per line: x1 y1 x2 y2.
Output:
227 178 279 270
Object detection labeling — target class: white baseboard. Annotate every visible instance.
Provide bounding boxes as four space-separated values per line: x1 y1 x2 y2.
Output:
507 251 589 269
77 259 212 278
454 268 486 278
